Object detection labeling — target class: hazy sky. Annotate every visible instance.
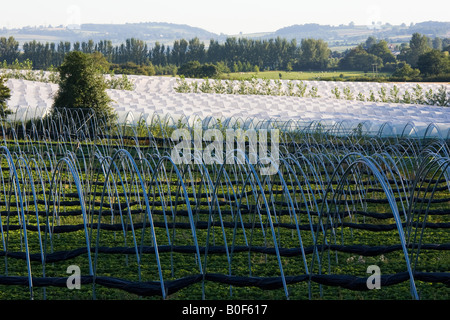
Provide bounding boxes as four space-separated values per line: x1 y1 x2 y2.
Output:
1 0 449 34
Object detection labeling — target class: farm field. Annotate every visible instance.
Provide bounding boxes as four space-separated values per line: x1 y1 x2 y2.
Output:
218 70 392 81
0 75 449 300
5 76 450 135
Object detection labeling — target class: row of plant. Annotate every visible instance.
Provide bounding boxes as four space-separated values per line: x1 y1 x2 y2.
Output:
0 59 135 91
174 77 450 107
0 109 449 300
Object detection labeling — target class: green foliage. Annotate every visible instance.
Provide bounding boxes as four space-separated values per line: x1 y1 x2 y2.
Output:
295 81 308 97
308 86 320 98
89 51 111 74
378 86 388 102
338 45 383 72
298 38 330 70
1 33 450 84
389 85 400 103
0 36 20 64
401 90 412 104
174 76 191 93
366 39 396 65
199 78 214 93
356 92 366 102
153 64 178 76
417 49 450 76
50 51 116 126
178 61 220 79
343 86 354 100
175 77 449 107
0 59 51 82
0 76 12 119
391 63 421 80
105 74 135 90
1 58 33 70
397 33 432 67
418 73 450 82
1 58 133 91
110 62 156 76
214 61 231 74
368 90 377 102
423 85 450 106
434 85 450 106
412 84 426 104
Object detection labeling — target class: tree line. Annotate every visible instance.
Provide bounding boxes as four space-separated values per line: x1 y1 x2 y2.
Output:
1 33 449 79
0 36 324 71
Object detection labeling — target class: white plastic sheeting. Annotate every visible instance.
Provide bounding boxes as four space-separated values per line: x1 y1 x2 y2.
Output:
5 76 450 137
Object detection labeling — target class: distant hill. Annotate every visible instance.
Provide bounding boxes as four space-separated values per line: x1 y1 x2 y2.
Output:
1 20 449 48
79 22 219 43
408 21 450 36
0 21 221 46
246 21 450 45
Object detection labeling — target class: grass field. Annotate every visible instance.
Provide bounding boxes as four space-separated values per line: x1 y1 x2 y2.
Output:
219 70 392 81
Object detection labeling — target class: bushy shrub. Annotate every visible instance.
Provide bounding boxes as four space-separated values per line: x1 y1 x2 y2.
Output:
178 61 220 79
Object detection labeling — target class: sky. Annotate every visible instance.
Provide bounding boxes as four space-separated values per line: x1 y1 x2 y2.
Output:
1 0 449 35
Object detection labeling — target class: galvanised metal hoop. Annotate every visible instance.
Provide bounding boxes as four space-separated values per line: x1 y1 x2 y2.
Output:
0 109 448 300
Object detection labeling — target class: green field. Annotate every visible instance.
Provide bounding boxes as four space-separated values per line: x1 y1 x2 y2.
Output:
0 119 448 300
219 70 392 81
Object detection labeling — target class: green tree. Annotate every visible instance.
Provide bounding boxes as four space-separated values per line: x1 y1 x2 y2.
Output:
299 38 330 70
50 51 116 126
178 61 219 78
391 63 421 79
186 37 206 63
90 51 111 73
124 38 148 65
111 61 155 76
417 49 450 76
151 42 167 66
366 39 396 64
432 37 443 50
0 76 12 119
364 36 378 50
178 61 202 78
0 36 20 64
398 33 431 67
339 45 383 72
171 39 189 66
